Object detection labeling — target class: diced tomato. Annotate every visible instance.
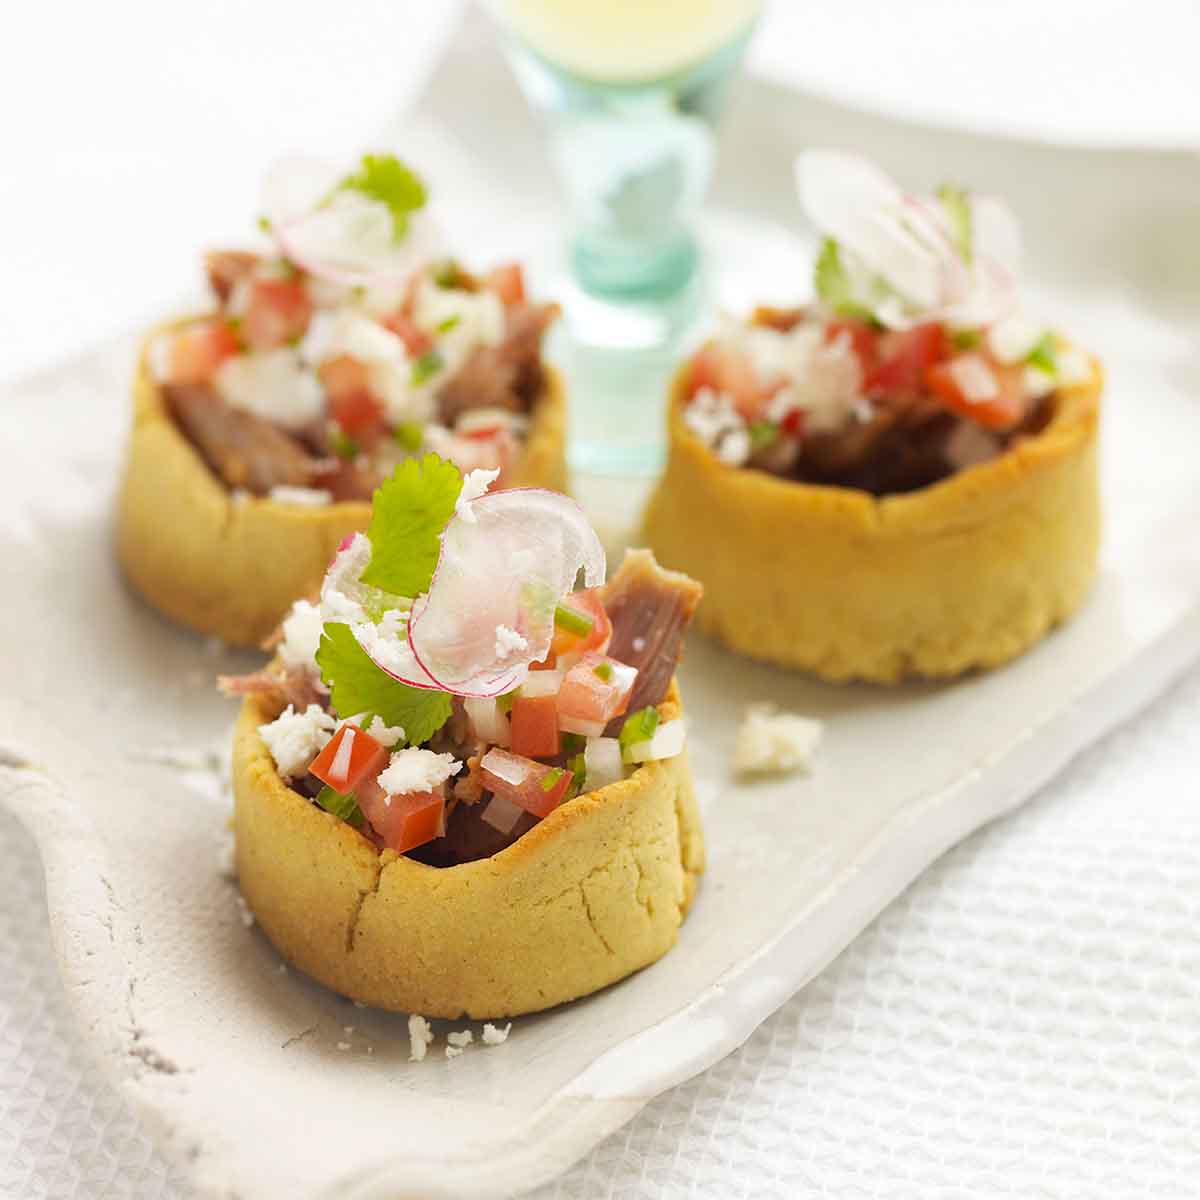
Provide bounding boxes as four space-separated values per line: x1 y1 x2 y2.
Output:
308 723 389 795
688 342 768 420
510 695 561 759
926 354 1026 430
318 354 369 398
479 748 571 819
332 390 386 440
483 262 526 306
823 318 879 372
162 320 240 385
557 652 638 738
380 310 432 357
550 588 613 661
780 408 807 439
356 780 446 854
318 356 385 440
865 322 948 395
243 277 312 350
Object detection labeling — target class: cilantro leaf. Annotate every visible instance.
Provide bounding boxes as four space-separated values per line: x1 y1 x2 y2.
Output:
937 184 973 265
359 454 463 598
316 623 452 747
1026 332 1058 374
337 154 427 243
814 238 874 320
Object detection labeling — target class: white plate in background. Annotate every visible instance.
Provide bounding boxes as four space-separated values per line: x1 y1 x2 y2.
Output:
750 0 1200 150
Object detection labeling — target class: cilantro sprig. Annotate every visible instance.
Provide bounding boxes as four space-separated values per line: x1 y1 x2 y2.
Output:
335 153 427 243
360 454 463 598
813 238 874 321
316 623 452 747
937 184 973 265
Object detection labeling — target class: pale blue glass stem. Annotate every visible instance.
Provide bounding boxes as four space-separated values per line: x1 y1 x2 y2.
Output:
504 30 752 301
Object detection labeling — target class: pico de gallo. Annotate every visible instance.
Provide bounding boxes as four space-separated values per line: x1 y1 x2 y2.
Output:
150 154 558 503
682 151 1093 495
221 454 701 865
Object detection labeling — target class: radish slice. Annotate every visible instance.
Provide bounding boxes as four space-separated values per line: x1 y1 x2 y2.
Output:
407 489 605 697
796 150 1020 331
260 156 444 287
319 534 439 691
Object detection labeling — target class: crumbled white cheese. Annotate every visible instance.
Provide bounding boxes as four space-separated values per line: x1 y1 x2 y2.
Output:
214 348 325 431
235 893 255 928
986 312 1043 364
367 716 406 748
683 385 743 446
734 703 824 776
336 1042 351 1052
482 1022 512 1046
268 485 332 507
1056 345 1093 386
258 703 337 781
494 623 528 659
216 838 236 881
456 467 500 524
717 427 751 466
408 1014 435 1062
445 1045 465 1059
726 314 864 436
413 278 506 377
447 1030 474 1048
278 599 324 673
378 748 462 798
299 309 436 427
1023 365 1057 401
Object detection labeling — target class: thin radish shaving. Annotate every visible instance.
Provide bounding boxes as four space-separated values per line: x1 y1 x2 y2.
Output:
319 534 439 691
408 488 605 697
796 149 1020 330
260 155 444 287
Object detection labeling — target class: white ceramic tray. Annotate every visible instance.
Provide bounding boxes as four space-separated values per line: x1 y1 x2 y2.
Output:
5 22 1200 1200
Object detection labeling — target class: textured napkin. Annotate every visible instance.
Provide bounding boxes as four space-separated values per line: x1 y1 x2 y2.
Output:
6 660 1199 1198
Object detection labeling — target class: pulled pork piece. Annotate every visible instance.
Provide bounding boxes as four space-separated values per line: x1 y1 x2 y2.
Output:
217 667 326 713
205 250 260 304
437 302 559 424
602 549 703 721
166 384 320 495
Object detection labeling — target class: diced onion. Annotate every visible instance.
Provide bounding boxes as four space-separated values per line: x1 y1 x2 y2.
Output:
1023 365 1056 400
464 697 511 748
625 720 687 763
583 737 624 793
559 714 607 738
518 670 564 699
479 747 531 789
986 313 1042 364
481 794 524 833
947 355 999 404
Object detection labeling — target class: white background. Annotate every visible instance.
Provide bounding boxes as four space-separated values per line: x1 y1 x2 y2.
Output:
3 3 1200 1197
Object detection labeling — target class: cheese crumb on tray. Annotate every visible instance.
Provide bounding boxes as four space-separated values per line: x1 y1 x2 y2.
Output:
734 703 823 776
